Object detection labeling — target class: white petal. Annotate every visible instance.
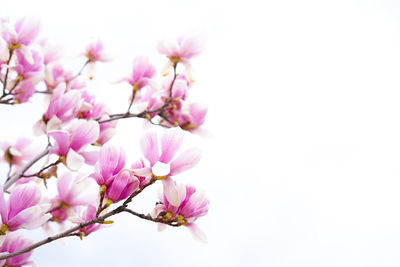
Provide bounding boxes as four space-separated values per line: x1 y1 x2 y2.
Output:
66 149 85 171
187 224 208 244
152 161 170 177
157 223 167 232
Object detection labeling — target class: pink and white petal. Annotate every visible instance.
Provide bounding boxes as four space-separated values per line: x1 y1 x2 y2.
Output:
152 161 171 177
131 167 152 177
18 45 34 64
48 130 70 156
66 149 85 171
8 205 51 230
80 150 99 165
170 148 202 176
140 131 159 166
162 178 181 207
8 183 41 218
159 127 183 163
46 116 63 132
0 186 8 224
157 223 167 232
187 223 207 244
99 144 126 179
57 173 74 201
70 121 99 151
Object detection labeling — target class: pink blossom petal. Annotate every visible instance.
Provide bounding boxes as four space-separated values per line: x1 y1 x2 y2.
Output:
152 161 171 177
8 183 41 218
66 149 85 171
70 121 99 151
140 132 159 166
187 223 207 244
131 167 152 177
48 130 70 156
99 144 126 179
162 178 181 207
170 148 202 176
0 186 8 224
8 205 51 230
157 223 167 232
159 127 183 163
80 150 99 165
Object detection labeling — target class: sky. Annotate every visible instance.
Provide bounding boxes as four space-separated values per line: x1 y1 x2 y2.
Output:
1 0 400 266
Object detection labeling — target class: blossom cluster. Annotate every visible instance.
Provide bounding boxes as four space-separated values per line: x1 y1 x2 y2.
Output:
0 17 209 266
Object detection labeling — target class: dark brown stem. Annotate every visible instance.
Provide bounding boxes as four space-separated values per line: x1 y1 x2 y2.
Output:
66 59 90 82
122 208 181 227
0 178 164 260
21 159 61 178
4 146 50 190
2 48 14 97
98 63 178 125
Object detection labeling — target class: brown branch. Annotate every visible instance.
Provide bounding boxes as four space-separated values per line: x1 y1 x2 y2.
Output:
98 63 179 125
2 48 14 97
122 208 181 227
0 177 160 260
4 146 50 190
21 159 61 178
66 59 90 82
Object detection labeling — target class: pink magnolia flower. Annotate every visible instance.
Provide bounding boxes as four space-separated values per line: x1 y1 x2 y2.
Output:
44 64 70 90
77 90 106 120
39 39 63 65
10 80 36 104
50 173 99 223
152 182 209 243
1 17 41 64
179 102 208 131
83 39 109 79
0 232 34 267
14 48 44 84
70 205 103 238
157 34 203 63
35 84 84 133
139 127 202 178
84 39 109 63
121 57 155 91
96 117 117 145
90 144 126 187
0 182 51 232
48 120 100 170
0 138 36 171
131 159 152 189
157 34 203 80
1 17 41 46
137 127 202 205
105 169 139 203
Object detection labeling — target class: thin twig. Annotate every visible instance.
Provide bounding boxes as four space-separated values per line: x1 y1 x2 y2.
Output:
0 177 161 260
4 146 50 190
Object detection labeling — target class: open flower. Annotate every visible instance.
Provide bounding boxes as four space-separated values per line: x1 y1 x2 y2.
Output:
49 120 99 170
90 144 126 187
121 56 155 91
50 173 99 223
0 138 36 171
139 127 202 178
1 17 41 64
152 182 209 243
0 182 51 233
70 205 103 238
0 232 34 267
157 34 203 81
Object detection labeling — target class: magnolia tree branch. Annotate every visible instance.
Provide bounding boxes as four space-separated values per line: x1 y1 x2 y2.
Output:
0 177 181 260
99 64 178 124
4 146 51 190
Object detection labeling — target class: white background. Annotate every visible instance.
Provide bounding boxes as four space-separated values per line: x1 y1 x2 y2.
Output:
2 0 400 266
